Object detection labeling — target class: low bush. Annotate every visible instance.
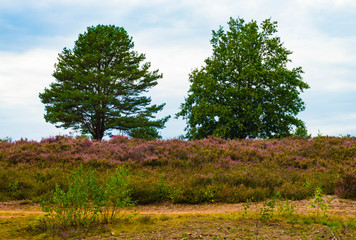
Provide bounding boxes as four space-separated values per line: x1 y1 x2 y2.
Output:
37 165 134 237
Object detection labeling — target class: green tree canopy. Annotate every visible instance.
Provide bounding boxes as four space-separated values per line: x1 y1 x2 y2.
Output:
176 18 310 140
39 25 170 140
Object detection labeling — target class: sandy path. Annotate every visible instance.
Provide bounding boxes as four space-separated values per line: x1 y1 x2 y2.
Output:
136 196 356 217
0 196 354 218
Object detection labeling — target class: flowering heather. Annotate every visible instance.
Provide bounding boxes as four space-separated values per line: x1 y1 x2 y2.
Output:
0 136 355 203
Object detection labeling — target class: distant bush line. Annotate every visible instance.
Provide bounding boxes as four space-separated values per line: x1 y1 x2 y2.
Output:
0 136 355 203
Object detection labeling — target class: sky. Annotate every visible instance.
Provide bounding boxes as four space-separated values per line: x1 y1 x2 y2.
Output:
1 0 356 141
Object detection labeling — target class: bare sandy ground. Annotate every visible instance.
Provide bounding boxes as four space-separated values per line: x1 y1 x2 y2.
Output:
0 195 354 218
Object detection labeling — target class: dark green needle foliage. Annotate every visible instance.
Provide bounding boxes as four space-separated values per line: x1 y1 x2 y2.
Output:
177 18 310 140
39 25 170 140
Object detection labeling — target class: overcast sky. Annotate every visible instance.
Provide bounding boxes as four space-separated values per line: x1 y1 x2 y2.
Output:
1 0 356 140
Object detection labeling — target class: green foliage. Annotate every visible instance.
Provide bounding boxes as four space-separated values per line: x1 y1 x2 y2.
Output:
176 17 309 139
308 187 329 218
259 195 277 221
276 199 296 219
242 198 252 216
7 180 19 194
101 167 134 224
157 174 173 200
257 192 297 223
127 126 162 140
293 123 311 139
39 165 134 237
39 24 170 140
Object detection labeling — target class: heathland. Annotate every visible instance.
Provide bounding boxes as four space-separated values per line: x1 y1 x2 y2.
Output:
0 136 355 239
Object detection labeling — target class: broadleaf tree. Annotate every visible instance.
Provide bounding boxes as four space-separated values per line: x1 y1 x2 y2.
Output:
176 18 310 139
39 25 170 140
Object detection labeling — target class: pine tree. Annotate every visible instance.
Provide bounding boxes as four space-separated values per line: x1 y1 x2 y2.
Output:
40 25 170 140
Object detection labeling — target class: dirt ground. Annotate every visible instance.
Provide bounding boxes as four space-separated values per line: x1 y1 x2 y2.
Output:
136 195 356 217
0 195 354 217
0 196 355 239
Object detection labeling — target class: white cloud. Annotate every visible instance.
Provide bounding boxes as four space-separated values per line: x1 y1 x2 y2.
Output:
286 35 356 92
297 0 356 7
0 48 75 140
307 112 356 137
0 49 58 106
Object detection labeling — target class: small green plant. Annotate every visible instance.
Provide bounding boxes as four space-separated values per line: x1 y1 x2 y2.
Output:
277 199 296 218
41 166 101 230
259 192 297 222
182 233 189 240
308 187 329 218
260 197 276 221
38 165 135 237
242 198 252 216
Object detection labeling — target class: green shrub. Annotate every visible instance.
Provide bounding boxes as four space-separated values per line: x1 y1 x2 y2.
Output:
101 167 134 223
38 165 134 237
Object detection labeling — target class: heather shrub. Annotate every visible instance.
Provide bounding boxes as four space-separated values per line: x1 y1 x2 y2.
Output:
171 175 270 204
0 166 70 201
142 156 169 167
129 175 162 204
172 184 214 204
128 169 177 204
335 171 356 199
0 168 15 200
0 136 355 203
275 181 314 200
247 187 270 202
214 184 269 203
156 174 174 200
212 183 237 202
311 171 337 195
